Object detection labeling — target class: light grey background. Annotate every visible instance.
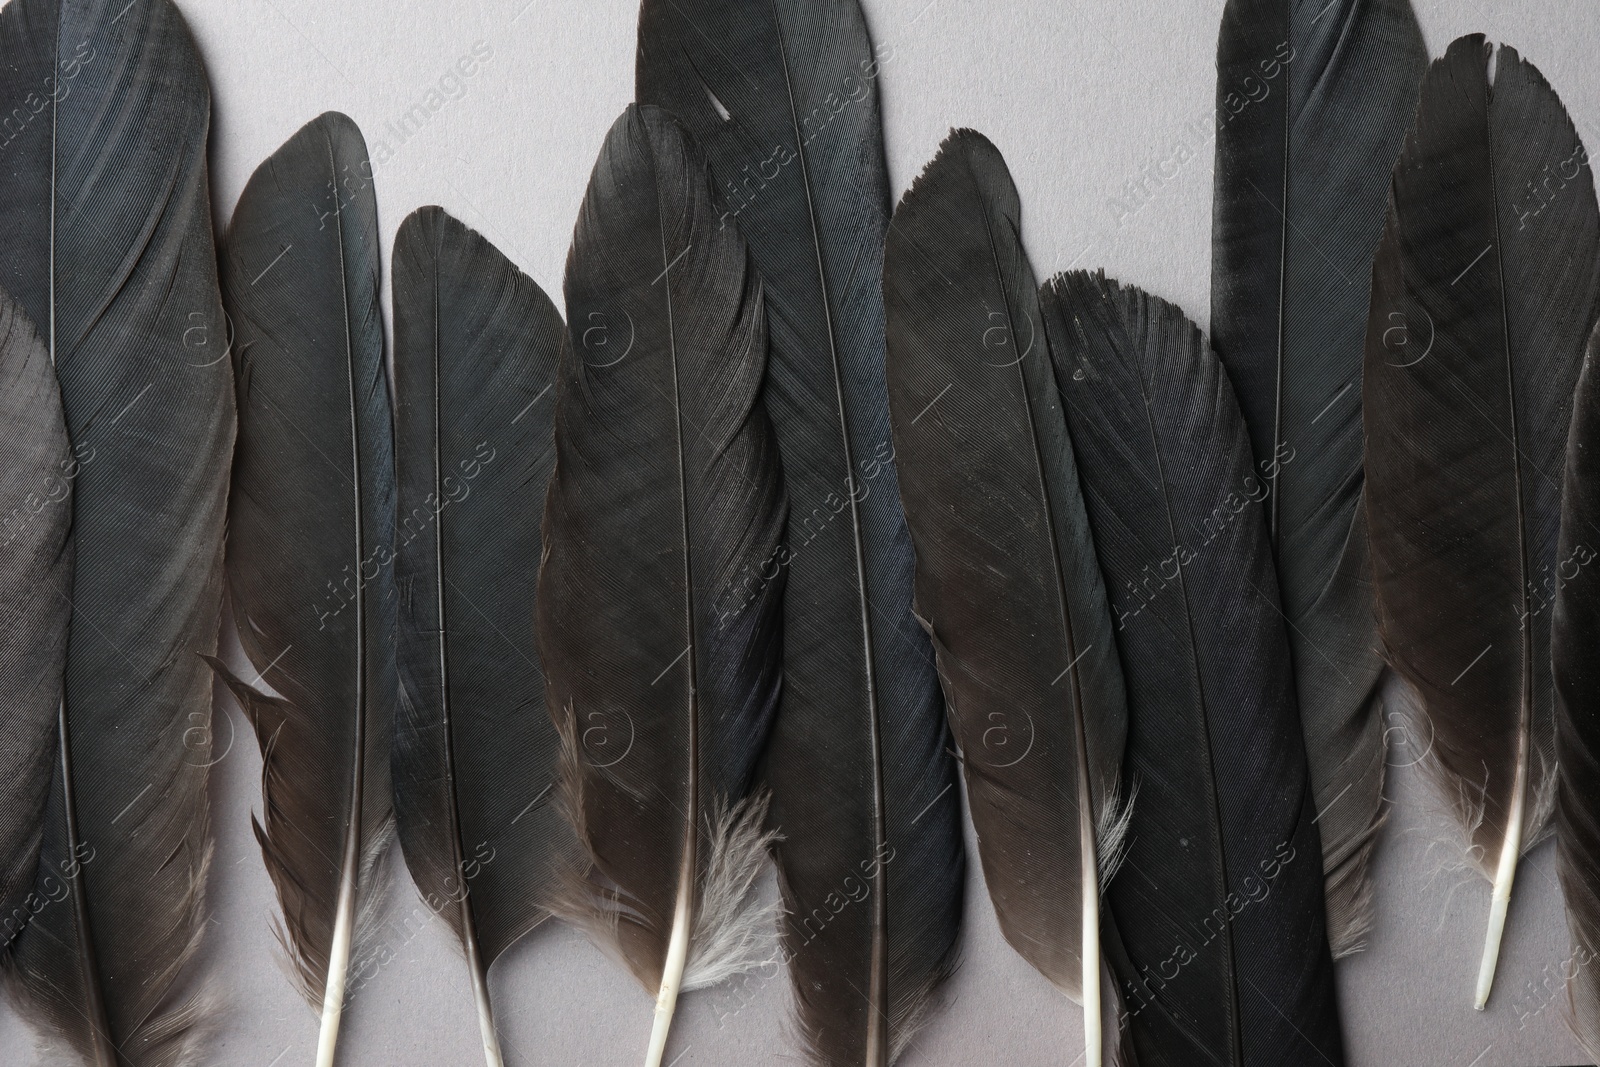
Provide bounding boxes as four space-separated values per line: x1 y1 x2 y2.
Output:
1 0 1597 1064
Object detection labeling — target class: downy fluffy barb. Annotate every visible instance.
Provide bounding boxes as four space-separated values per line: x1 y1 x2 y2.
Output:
885 128 1134 1067
1363 36 1600 1008
0 2 235 1064
1211 0 1425 959
637 6 965 1064
214 112 397 1066
1049 270 1343 1067
537 104 787 1067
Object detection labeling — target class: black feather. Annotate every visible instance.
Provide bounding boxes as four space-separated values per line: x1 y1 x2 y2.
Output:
1556 324 1600 1058
0 291 72 949
390 206 570 1064
537 104 787 1067
212 112 397 1059
884 129 1134 1067
1363 36 1600 1007
1046 270 1343 1066
1210 0 1425 957
637 6 964 1063
0 2 234 1063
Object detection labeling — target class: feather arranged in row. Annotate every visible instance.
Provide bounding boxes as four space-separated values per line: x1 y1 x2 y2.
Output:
1048 271 1343 1066
1210 0 1425 959
390 206 571 1067
883 130 1134 1067
212 112 397 1067
537 104 788 1067
0 1 235 1063
636 4 965 1063
1556 324 1600 1059
0 292 71 951
1362 35 1600 1008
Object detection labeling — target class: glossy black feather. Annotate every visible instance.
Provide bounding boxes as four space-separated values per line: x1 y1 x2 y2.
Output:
1363 37 1599 1003
1046 271 1342 1066
637 6 962 1063
884 129 1133 1066
390 206 570 1053
0 2 234 1063
1211 0 1424 957
537 104 786 1036
1556 325 1600 1058
0 291 71 949
213 113 397 1026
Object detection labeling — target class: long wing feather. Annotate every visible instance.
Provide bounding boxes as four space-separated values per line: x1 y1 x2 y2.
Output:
1046 270 1343 1066
537 104 787 1067
883 129 1134 1067
1210 0 1425 958
0 291 72 949
1556 324 1600 1058
0 2 234 1063
636 7 964 1063
212 112 397 1067
390 206 570 1067
1362 35 1600 1008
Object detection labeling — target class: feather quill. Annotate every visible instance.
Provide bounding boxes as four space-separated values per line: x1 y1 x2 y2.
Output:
883 129 1134 1067
1210 0 1425 958
0 1 234 1063
636 6 964 1064
390 206 570 1067
1556 324 1600 1057
0 291 72 949
1363 36 1600 1008
1046 270 1343 1066
537 104 787 1067
211 112 397 1067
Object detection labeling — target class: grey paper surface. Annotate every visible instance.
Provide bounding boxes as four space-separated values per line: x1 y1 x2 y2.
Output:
1 1 1597 1065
